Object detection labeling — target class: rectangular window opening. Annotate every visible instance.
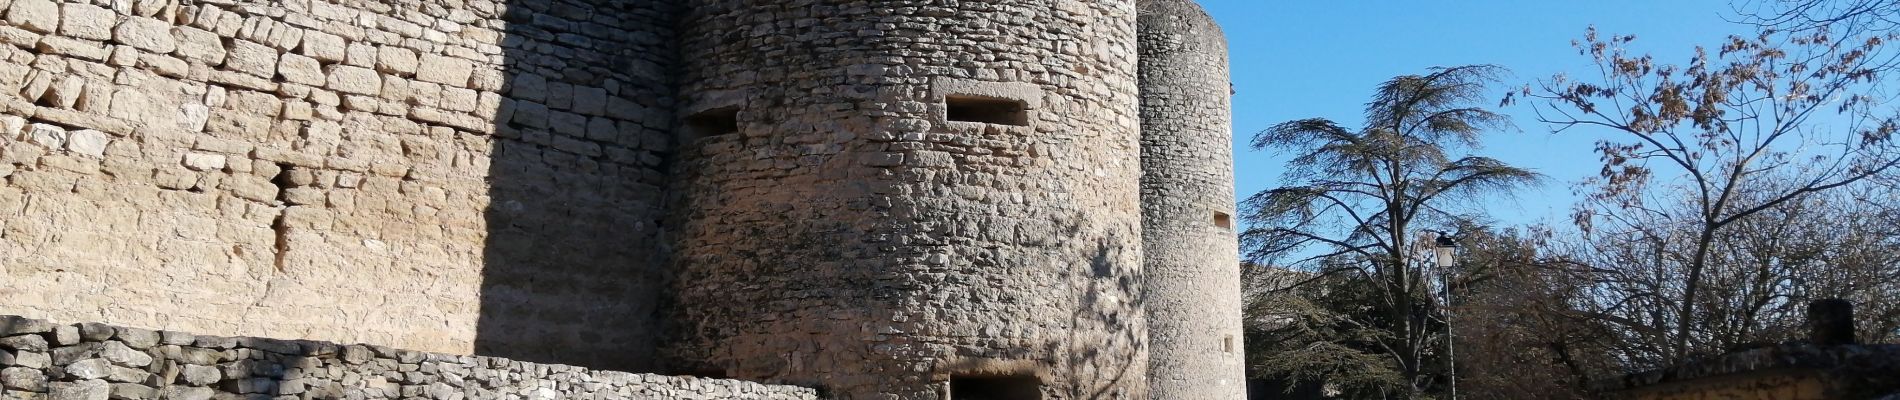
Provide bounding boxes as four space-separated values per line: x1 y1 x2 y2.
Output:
685 107 740 139
951 374 1042 400
1213 212 1233 229
946 95 1028 126
1224 335 1236 353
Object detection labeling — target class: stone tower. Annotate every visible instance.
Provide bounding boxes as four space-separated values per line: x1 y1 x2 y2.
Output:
665 1 1149 399
1137 0 1248 398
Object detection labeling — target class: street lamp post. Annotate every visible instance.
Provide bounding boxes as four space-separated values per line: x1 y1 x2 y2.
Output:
1434 234 1458 400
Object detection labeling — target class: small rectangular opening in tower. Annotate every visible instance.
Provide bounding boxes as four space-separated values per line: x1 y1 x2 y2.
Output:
685 107 740 138
950 374 1041 400
1213 212 1233 229
1224 335 1236 353
945 95 1028 126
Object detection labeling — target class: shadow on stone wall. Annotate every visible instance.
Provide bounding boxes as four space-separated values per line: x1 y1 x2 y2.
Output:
472 0 680 372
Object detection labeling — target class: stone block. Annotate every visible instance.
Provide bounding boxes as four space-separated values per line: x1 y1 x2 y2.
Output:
298 30 345 63
0 367 45 392
64 129 107 158
415 54 472 86
374 46 416 75
5 0 58 34
23 123 64 149
64 359 110 380
112 17 175 53
0 318 53 337
57 3 114 40
48 379 107 400
178 364 218 386
75 323 112 342
223 39 277 77
171 26 224 63
97 342 149 367
324 65 380 95
181 153 224 171
277 53 323 85
0 336 46 352
108 383 154 400
112 329 157 350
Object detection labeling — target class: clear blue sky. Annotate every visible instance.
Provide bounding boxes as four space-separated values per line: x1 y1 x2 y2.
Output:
1204 0 1744 227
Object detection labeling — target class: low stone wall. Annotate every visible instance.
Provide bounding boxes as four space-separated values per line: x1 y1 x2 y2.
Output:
0 315 818 400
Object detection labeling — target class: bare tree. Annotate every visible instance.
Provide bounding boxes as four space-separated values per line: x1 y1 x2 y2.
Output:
1527 23 1900 362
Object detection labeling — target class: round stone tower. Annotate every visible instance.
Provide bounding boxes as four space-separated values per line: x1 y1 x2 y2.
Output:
1137 0 1246 398
666 1 1148 399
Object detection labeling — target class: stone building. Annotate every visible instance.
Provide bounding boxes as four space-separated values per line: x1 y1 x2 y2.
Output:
0 0 1242 398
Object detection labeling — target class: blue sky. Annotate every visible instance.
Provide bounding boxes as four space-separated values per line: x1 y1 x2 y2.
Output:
1203 0 1744 227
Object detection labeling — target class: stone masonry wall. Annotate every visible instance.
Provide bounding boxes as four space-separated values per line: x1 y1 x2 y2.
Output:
0 0 677 371
668 0 1148 399
1137 0 1245 398
0 315 819 400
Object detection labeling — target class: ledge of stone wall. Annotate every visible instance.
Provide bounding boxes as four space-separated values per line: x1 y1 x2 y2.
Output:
0 315 818 400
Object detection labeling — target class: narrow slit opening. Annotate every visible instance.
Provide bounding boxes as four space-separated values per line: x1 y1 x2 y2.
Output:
1224 335 1236 353
950 374 1041 400
945 95 1028 126
685 107 740 139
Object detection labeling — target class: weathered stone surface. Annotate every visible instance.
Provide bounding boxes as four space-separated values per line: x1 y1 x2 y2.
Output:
1 367 46 391
57 3 113 40
64 129 107 158
298 31 346 63
0 336 46 353
0 316 818 400
112 17 174 53
0 0 1206 397
222 39 276 77
171 27 224 63
5 0 57 34
324 65 380 95
64 359 110 380
414 54 472 86
374 46 417 75
97 342 149 367
178 364 217 386
277 53 323 85
48 379 107 400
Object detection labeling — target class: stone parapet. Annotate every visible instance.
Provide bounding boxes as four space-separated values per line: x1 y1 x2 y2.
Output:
0 315 818 400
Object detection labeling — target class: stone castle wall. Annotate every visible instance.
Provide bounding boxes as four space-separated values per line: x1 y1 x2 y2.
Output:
0 0 677 371
1137 0 1244 398
0 315 818 400
667 0 1150 398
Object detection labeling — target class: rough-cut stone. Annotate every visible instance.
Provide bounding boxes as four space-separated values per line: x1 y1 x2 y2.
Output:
5 0 57 33
298 31 345 63
415 54 472 86
0 316 818 400
112 17 174 53
181 153 224 171
97 342 149 367
57 3 113 40
325 65 380 95
0 336 46 352
172 27 224 63
64 359 110 380
277 53 323 85
1 367 46 391
64 129 107 158
178 364 218 386
222 39 276 77
48 379 108 400
374 46 417 75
